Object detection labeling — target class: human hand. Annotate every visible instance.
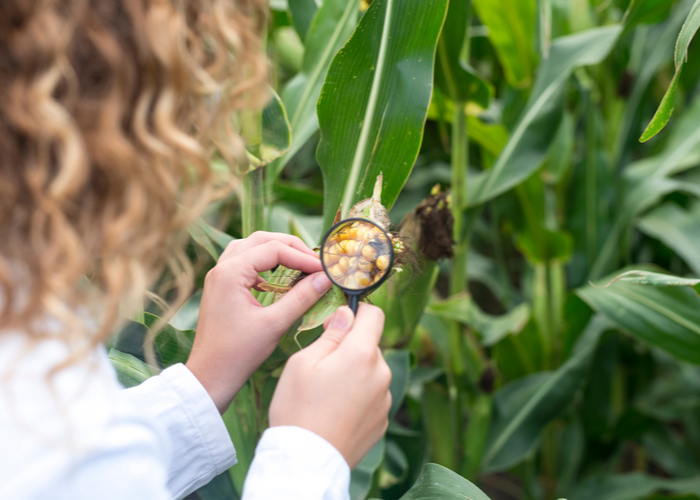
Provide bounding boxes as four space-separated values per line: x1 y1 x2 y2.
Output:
186 232 332 414
268 303 392 469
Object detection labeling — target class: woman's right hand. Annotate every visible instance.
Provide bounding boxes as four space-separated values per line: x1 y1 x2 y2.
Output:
268 303 392 469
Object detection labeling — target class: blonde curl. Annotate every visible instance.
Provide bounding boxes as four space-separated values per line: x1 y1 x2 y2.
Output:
0 0 268 367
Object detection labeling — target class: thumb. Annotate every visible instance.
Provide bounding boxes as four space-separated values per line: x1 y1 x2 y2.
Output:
267 272 332 331
301 306 355 359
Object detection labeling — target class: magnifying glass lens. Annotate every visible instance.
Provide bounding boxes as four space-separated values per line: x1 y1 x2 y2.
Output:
321 220 392 291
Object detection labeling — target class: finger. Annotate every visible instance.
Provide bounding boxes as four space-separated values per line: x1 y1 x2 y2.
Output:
266 272 332 330
220 231 318 262
300 306 355 359
340 302 385 352
240 240 323 277
251 275 267 292
218 238 244 261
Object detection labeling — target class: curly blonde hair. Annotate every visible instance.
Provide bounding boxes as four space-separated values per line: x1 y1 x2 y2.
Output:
0 0 267 362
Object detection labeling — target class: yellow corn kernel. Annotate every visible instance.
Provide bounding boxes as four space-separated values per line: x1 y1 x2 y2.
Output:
354 271 371 287
357 258 372 272
362 245 377 261
329 264 345 280
376 255 389 271
323 251 340 267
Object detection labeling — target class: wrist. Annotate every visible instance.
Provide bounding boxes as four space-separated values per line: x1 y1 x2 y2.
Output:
186 357 244 414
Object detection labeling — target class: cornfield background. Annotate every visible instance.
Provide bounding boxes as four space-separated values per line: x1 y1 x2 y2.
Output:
109 0 700 499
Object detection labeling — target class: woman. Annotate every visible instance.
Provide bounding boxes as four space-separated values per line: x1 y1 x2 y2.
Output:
0 1 392 499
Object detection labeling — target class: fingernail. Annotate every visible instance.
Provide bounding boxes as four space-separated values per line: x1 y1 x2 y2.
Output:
312 272 332 295
329 307 351 330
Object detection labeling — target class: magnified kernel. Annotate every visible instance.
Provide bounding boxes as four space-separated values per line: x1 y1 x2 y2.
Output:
321 219 393 291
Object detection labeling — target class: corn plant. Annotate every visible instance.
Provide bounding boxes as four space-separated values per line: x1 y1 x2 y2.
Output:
110 0 700 499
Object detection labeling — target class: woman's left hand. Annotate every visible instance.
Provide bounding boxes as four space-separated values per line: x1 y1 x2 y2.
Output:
185 232 332 414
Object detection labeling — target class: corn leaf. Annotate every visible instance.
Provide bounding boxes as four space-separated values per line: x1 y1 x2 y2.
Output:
579 268 700 364
597 269 700 288
468 25 622 206
350 438 385 500
638 202 700 276
640 0 700 142
316 0 449 227
288 0 318 41
267 0 360 189
471 0 537 89
386 350 411 419
427 293 531 347
222 381 258 495
624 0 678 27
435 0 492 106
570 472 700 500
482 315 609 472
244 88 292 170
398 463 492 500
591 95 700 279
196 472 239 500
188 218 235 260
108 349 152 388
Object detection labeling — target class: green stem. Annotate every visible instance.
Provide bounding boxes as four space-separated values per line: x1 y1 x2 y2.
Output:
463 393 493 481
242 168 265 237
450 101 468 297
548 259 565 364
240 18 266 238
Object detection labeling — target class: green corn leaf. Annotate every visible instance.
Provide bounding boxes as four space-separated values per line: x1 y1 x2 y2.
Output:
316 0 449 227
196 472 239 500
108 349 152 388
468 25 622 206
624 0 678 27
435 0 492 106
267 0 360 189
472 0 537 89
399 463 492 500
288 0 318 41
427 293 531 347
676 0 700 67
188 218 235 260
640 0 700 142
639 70 682 143
245 88 292 170
493 319 546 380
350 438 385 500
296 285 345 333
579 267 700 364
482 315 609 472
614 6 688 166
142 312 195 367
222 381 258 495
421 380 457 471
592 95 700 279
386 350 411 419
570 472 700 500
594 270 700 288
371 260 439 346
638 202 700 276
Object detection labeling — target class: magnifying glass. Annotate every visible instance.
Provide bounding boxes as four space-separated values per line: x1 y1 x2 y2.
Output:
320 218 395 315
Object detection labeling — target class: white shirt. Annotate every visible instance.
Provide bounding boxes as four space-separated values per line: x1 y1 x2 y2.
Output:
0 332 350 499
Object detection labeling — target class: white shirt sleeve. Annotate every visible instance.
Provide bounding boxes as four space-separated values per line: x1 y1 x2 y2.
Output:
118 363 238 499
242 426 351 500
0 332 351 500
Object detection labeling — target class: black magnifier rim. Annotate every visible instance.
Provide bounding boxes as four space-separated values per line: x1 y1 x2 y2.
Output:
319 217 395 295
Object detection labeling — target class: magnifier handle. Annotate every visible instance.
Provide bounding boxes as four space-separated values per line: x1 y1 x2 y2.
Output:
348 295 359 315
